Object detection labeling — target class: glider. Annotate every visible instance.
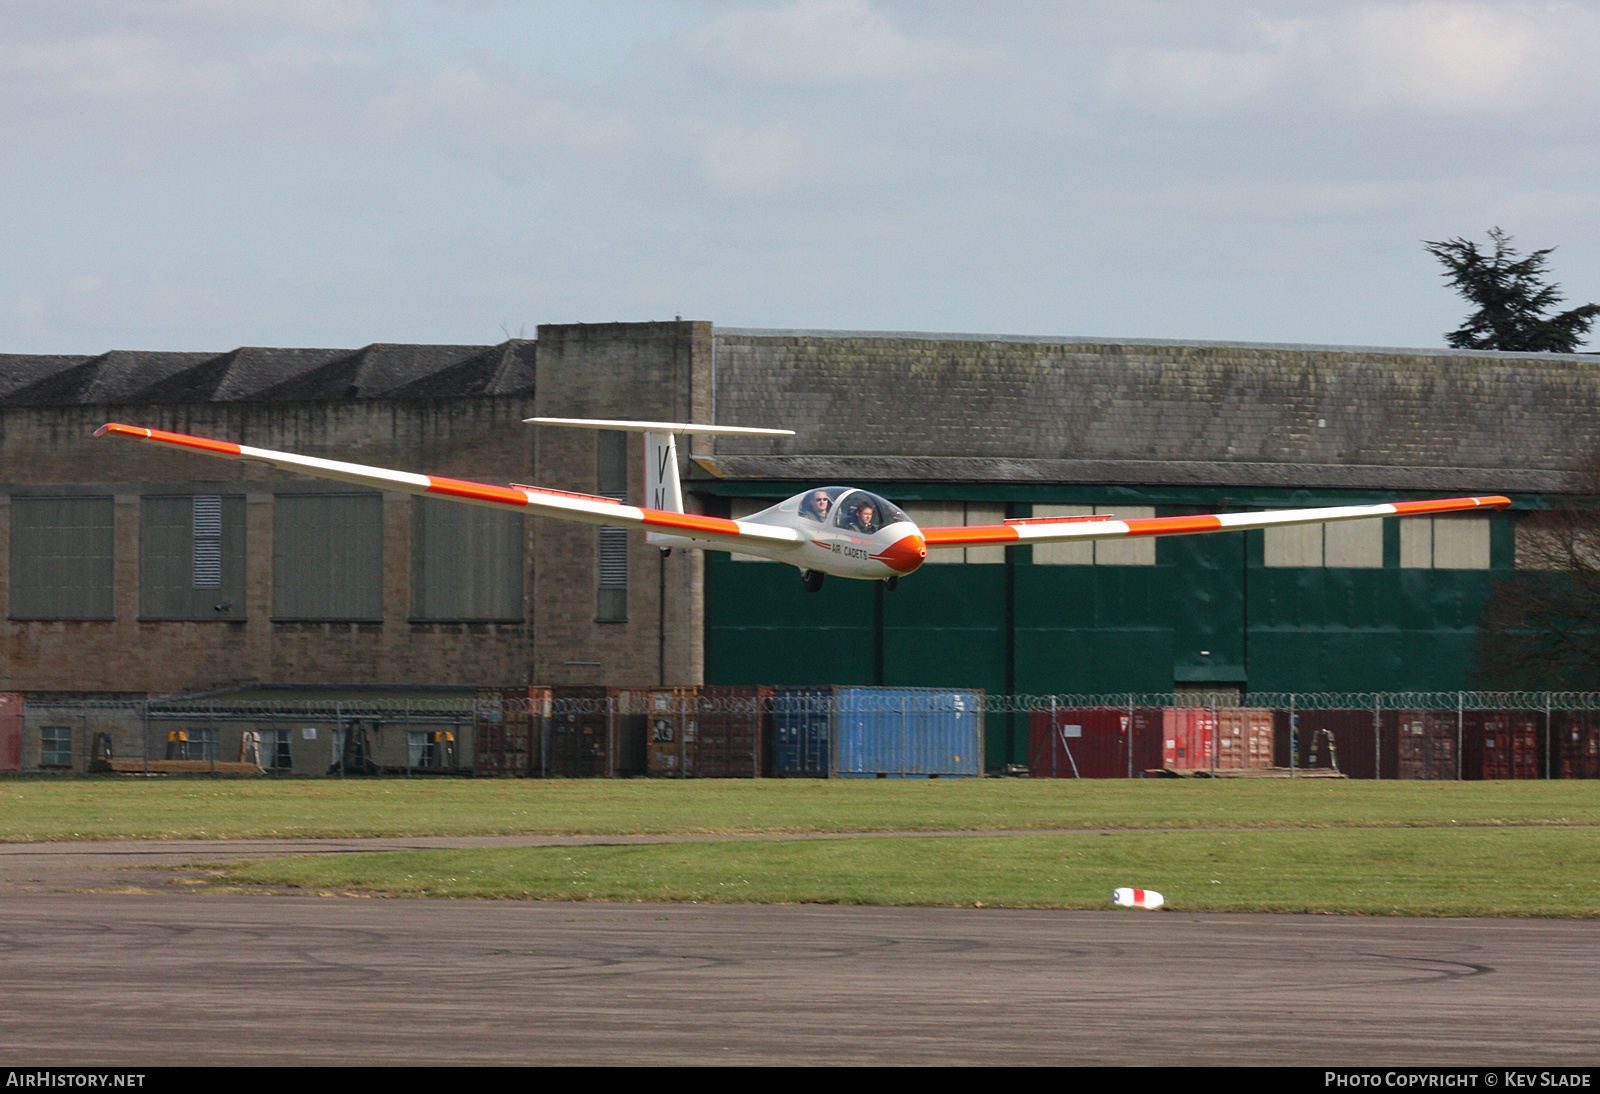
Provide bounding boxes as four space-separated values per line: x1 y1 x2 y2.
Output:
96 419 1510 592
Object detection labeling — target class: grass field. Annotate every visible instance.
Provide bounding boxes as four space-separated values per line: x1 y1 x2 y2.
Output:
3 775 1598 840
5 776 1596 915
222 827 1600 917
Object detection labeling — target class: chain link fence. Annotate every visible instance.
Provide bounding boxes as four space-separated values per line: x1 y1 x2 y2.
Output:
5 688 1598 780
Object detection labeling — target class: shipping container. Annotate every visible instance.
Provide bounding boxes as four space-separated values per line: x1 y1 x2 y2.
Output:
474 687 549 777
1274 710 1379 778
1027 707 1161 778
548 687 647 777
695 686 770 778
0 694 21 772
1162 708 1272 772
1396 711 1458 780
772 687 831 777
1472 712 1543 780
832 687 983 778
625 687 698 777
1216 709 1274 769
1557 711 1600 779
1162 709 1212 770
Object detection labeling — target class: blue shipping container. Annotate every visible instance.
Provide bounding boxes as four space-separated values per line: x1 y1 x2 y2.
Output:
772 687 832 777
832 687 984 778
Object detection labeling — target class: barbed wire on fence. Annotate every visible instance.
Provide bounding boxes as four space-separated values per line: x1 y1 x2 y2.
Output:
18 689 1600 720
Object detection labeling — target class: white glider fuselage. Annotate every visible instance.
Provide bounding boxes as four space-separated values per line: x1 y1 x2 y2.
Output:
648 486 927 580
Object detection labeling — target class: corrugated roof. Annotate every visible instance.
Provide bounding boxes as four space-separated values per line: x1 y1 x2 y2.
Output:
0 341 537 406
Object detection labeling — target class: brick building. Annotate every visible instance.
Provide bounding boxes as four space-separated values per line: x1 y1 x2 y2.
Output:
1 321 1593 727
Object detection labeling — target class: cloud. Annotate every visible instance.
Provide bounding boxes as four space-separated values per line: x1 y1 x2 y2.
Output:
4 0 384 38
684 0 980 85
1099 2 1598 118
1348 1 1550 112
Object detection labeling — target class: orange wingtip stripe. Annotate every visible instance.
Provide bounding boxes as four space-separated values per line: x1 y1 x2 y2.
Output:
641 512 743 535
96 422 242 455
427 477 530 506
1392 496 1511 515
1122 515 1225 537
922 526 1021 545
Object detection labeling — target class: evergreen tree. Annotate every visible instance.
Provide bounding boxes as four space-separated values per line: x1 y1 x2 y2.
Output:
1424 227 1600 353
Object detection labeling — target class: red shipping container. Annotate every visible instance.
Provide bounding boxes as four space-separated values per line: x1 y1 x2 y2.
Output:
1028 708 1161 778
1163 709 1272 771
1163 709 1214 770
1477 713 1541 780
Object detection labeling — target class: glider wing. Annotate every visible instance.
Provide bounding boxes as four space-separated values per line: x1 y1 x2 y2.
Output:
922 496 1512 549
94 423 804 552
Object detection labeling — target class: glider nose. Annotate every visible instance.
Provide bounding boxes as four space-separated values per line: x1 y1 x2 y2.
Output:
877 532 926 574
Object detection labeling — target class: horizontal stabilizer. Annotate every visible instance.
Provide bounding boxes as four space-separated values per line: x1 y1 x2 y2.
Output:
526 417 793 437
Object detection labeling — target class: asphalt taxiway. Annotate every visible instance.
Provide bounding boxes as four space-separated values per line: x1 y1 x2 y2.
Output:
0 837 1594 1066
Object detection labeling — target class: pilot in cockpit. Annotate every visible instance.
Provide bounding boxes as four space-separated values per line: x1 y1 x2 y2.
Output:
799 489 834 523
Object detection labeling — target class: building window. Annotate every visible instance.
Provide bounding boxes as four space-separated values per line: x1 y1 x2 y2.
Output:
141 496 247 619
190 728 220 761
165 727 219 761
273 494 383 620
38 726 71 768
412 498 524 621
1264 518 1383 569
596 431 629 621
1401 516 1491 570
265 729 292 771
9 497 115 620
408 730 438 768
1029 506 1157 566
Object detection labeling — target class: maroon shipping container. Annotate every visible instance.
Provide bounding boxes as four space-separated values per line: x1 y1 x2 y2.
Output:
548 687 647 777
1028 708 1161 778
1274 709 1378 777
1396 711 1458 780
695 686 770 778
0 693 20 772
1557 711 1600 779
474 687 548 777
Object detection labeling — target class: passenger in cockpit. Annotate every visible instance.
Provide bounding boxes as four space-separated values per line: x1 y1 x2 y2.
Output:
847 499 879 535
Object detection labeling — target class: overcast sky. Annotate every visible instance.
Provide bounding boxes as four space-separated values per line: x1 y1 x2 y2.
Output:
3 0 1598 354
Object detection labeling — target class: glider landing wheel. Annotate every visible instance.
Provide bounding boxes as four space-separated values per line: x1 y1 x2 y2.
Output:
885 576 899 591
800 569 825 593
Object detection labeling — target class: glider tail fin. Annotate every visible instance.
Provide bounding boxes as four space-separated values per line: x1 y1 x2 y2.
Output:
644 430 684 513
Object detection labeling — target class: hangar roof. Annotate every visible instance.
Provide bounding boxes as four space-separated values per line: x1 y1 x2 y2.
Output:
2 324 1596 493
0 341 536 405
